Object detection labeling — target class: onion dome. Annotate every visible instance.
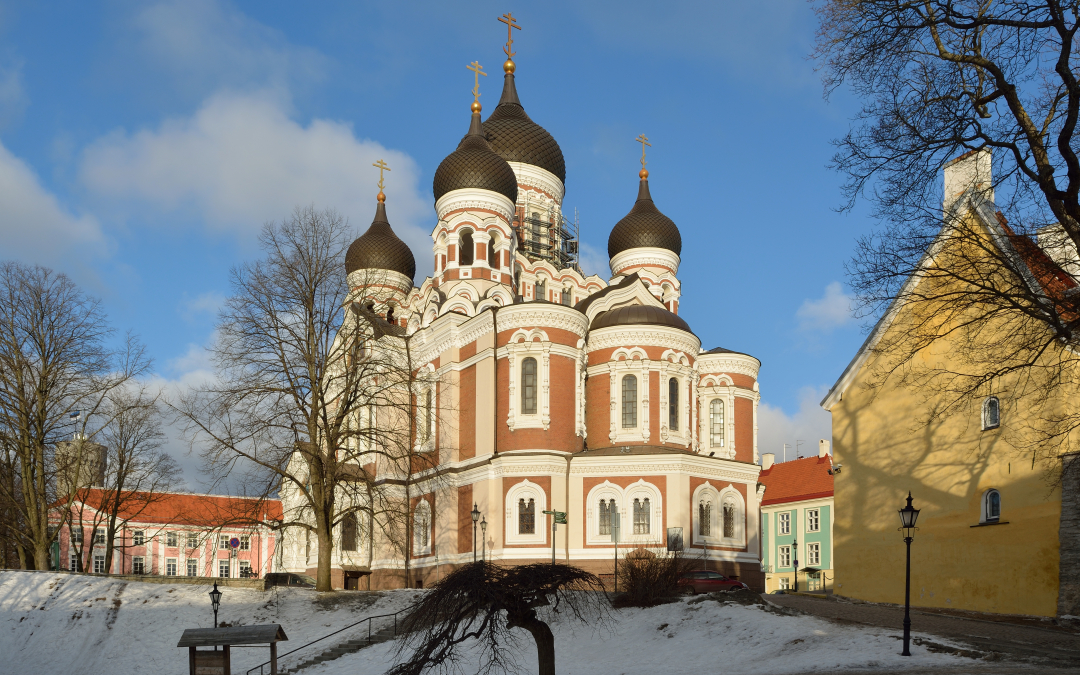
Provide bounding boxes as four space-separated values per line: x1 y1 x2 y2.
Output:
483 64 566 183
590 304 693 334
345 194 416 280
433 107 518 204
607 170 682 258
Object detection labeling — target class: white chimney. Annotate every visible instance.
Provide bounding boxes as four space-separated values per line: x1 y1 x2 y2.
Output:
819 439 830 458
1038 223 1080 279
761 453 775 470
944 148 993 214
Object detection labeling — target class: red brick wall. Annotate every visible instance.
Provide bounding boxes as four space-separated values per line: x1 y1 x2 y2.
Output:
460 364 476 460
585 374 610 446
734 397 754 463
458 484 473 554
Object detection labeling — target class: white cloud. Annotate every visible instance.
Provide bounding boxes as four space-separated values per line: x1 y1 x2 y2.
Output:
180 290 226 322
757 386 833 464
796 281 856 333
0 58 26 130
577 241 609 279
78 91 433 278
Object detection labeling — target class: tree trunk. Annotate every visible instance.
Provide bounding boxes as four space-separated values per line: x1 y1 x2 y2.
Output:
316 521 334 591
516 613 556 675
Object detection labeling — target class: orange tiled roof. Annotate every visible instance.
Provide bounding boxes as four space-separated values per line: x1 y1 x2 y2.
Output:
57 489 282 527
997 214 1079 321
759 455 834 506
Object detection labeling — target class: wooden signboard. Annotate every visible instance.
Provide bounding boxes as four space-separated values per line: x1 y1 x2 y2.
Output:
190 646 230 675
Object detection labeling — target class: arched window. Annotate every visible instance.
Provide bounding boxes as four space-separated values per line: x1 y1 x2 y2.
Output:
341 513 358 552
723 503 735 539
983 396 1000 430
668 378 679 431
488 232 500 268
521 358 538 414
518 497 536 534
710 399 725 447
633 497 650 534
423 389 433 441
459 230 474 266
561 287 572 306
413 501 431 553
622 375 638 428
599 499 615 536
698 501 711 536
983 488 1001 523
534 279 546 301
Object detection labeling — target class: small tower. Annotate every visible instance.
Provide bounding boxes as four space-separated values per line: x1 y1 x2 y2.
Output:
55 439 107 496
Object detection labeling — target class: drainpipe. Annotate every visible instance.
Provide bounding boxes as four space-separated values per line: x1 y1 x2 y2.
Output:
492 305 499 457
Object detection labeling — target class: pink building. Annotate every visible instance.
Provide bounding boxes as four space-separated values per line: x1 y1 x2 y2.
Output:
51 490 282 578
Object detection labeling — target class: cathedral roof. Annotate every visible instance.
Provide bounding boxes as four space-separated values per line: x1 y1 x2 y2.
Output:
483 71 566 183
345 198 417 280
589 303 693 334
607 172 682 258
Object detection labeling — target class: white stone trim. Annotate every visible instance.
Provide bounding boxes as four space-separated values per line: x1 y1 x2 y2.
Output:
609 247 682 277
505 329 552 431
505 479 547 546
589 326 700 356
413 498 432 556
435 188 515 225
585 480 625 546
608 350 650 444
717 485 747 548
508 162 565 204
699 378 736 459
697 352 761 380
691 481 721 545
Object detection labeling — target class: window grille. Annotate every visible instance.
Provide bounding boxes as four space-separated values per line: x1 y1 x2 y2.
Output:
699 501 711 536
459 230 474 265
519 498 536 535
521 358 538 414
166 531 178 547
807 509 820 532
710 399 725 446
132 557 145 574
779 576 790 590
983 396 1000 429
132 530 144 547
341 514 358 552
599 499 614 535
69 553 78 572
633 497 650 535
723 503 735 539
779 512 790 535
239 560 252 577
187 559 198 577
668 378 679 431
622 375 638 428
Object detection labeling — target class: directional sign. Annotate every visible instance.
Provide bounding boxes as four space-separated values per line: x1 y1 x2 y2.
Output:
543 510 568 524
229 537 241 549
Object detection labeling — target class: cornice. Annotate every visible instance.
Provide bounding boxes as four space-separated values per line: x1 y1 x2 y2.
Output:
496 305 589 338
587 326 700 355
509 162 565 204
609 247 682 276
697 354 760 380
435 188 515 224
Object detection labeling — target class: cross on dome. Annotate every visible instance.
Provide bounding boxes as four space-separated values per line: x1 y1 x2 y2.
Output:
467 61 487 112
372 159 391 202
635 134 651 178
499 12 521 72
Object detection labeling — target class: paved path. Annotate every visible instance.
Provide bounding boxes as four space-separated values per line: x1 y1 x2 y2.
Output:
765 593 1080 670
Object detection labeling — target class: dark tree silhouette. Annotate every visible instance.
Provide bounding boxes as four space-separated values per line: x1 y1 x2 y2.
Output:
388 562 610 675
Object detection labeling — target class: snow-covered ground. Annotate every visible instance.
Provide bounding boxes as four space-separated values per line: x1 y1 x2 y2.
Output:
0 570 979 675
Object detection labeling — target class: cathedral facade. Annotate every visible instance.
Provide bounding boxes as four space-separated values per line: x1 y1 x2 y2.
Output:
279 46 765 591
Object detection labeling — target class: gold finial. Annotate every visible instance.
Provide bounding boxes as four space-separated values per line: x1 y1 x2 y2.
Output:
499 12 521 72
635 134 651 178
467 60 487 111
373 159 391 201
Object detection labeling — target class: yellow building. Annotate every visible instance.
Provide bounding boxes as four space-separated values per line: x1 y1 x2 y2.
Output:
822 150 1079 618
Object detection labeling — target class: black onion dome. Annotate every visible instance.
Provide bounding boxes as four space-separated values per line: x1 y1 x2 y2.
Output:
590 304 694 334
607 176 682 258
483 72 566 183
433 111 518 204
345 200 417 280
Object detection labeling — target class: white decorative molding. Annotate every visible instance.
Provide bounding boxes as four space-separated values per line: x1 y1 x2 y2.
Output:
697 353 761 380
497 305 590 338
347 269 414 296
505 331 552 431
508 162 565 204
588 326 701 356
505 479 548 546
609 247 682 277
435 188 515 225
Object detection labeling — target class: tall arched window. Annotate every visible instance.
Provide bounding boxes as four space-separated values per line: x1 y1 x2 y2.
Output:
723 503 735 539
698 501 711 536
423 389 433 441
599 499 615 535
668 378 679 431
534 279 546 301
488 232 500 268
341 513 358 552
983 396 1000 430
633 497 650 534
710 399 725 447
521 357 538 414
459 230 474 266
983 488 1001 522
622 375 638 428
518 498 536 534
413 501 431 553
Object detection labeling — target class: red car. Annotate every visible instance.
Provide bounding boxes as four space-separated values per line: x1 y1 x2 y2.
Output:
677 571 749 594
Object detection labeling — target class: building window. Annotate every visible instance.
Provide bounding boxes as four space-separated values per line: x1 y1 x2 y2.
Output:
239 560 252 578
779 576 790 590
240 535 250 551
166 558 177 576
413 501 431 553
187 533 198 549
93 555 106 574
521 358 538 415
70 528 83 544
599 499 615 536
423 388 433 441
519 498 536 535
132 530 145 547
69 553 78 572
778 545 791 569
341 514 358 552
710 399 725 447
668 378 679 431
488 232 500 268
622 375 638 428
219 560 230 578
779 512 790 535
219 534 230 550
723 503 735 539
633 498 650 535
807 542 821 567
698 501 712 537
94 528 106 545
187 559 198 577
459 229 474 266
132 556 145 574
561 288 572 306
807 509 820 533
983 396 1000 430
982 488 1001 523
534 279 546 301
166 532 178 547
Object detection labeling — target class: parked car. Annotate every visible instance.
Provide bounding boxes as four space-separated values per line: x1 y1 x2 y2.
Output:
676 570 749 594
264 572 317 588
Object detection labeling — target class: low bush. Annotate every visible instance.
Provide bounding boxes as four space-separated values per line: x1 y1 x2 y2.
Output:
614 548 697 607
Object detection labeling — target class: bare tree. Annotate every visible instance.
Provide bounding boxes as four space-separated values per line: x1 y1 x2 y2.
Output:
0 262 149 569
389 562 610 675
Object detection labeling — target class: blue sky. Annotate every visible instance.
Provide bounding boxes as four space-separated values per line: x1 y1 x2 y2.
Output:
0 0 873 488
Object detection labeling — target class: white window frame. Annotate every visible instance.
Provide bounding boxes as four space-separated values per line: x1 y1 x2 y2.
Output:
69 552 78 572
94 528 106 545
70 528 83 545
186 533 199 549
132 556 145 574
218 559 230 578
807 542 821 567
698 377 737 459
505 480 547 546
413 499 433 556
717 485 746 547
132 530 145 547
219 534 230 550
165 558 178 576
585 481 624 546
806 509 820 533
166 531 178 547
659 350 692 446
624 480 663 545
240 535 250 551
778 576 790 590
187 559 198 577
239 560 252 576
981 488 1002 523
778 545 791 569
778 512 791 535
982 396 1001 430
505 330 552 431
691 482 720 545
608 349 651 444
93 554 106 574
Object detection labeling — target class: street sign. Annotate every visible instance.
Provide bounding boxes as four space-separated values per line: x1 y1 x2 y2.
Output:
542 510 568 524
229 537 240 549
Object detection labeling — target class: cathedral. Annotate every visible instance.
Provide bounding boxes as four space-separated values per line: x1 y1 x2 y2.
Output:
279 22 764 590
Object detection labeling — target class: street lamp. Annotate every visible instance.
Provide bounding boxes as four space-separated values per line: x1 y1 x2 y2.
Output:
898 492 920 657
480 516 487 562
209 583 222 629
792 536 799 593
471 503 481 562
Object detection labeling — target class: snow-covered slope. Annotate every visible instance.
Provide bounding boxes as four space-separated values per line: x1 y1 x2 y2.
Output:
0 570 973 675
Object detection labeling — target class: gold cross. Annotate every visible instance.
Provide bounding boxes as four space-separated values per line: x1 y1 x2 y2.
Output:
467 61 487 102
635 134 651 169
499 12 521 59
372 159 391 191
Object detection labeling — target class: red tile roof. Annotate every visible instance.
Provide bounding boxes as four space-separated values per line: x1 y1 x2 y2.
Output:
57 489 283 527
759 455 834 506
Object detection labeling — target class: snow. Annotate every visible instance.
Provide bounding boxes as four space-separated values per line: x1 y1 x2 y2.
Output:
0 570 978 675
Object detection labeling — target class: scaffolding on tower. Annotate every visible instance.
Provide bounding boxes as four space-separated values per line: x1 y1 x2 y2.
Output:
514 194 581 273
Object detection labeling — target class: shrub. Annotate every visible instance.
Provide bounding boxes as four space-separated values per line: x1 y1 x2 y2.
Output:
615 548 697 607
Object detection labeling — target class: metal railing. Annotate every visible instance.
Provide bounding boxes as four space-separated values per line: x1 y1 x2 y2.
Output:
247 606 411 675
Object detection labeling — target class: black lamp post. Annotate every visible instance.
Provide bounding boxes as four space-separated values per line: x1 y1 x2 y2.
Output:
471 503 481 562
792 536 799 592
209 583 222 629
898 492 920 657
480 516 487 562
